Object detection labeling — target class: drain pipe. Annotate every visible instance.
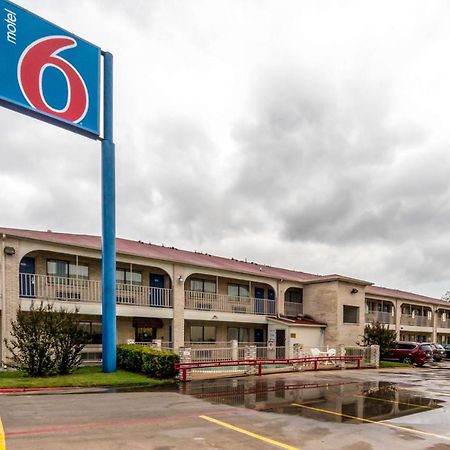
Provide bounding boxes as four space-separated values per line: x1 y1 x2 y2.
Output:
1 234 7 367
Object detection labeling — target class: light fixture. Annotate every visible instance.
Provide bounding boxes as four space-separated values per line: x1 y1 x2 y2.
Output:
178 275 184 283
4 246 15 256
212 315 218 320
350 288 358 294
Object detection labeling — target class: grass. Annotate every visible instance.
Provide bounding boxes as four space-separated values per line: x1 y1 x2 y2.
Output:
0 366 175 389
379 360 412 368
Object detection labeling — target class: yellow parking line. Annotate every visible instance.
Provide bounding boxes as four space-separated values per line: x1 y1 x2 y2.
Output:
0 417 6 450
199 415 298 450
353 394 435 410
292 403 450 442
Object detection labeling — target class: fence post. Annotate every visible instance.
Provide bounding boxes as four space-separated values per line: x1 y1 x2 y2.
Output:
231 340 238 360
370 345 380 368
179 347 192 381
244 345 257 375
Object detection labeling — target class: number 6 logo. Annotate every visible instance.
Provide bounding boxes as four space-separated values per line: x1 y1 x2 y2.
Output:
18 36 89 123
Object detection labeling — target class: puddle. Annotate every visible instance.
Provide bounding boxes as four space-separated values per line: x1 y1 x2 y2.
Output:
179 376 444 423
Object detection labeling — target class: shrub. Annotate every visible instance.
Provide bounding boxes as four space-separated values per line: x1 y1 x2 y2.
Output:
5 302 90 377
361 321 397 357
117 344 179 379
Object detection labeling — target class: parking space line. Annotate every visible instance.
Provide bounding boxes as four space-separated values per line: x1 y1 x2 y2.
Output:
353 394 436 410
0 417 6 450
199 415 298 450
292 403 450 442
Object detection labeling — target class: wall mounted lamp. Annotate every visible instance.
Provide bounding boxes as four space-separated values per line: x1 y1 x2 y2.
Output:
178 275 184 283
350 288 359 294
4 246 15 256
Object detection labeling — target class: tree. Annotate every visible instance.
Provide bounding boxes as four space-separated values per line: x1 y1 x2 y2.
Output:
441 291 450 302
361 321 397 357
5 302 90 376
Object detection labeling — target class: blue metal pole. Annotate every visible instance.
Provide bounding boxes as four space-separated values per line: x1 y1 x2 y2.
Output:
101 51 116 372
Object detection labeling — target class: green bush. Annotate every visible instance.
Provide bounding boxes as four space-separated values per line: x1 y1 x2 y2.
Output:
117 344 179 379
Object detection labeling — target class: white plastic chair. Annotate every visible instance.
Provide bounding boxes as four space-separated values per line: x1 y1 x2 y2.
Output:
310 348 321 357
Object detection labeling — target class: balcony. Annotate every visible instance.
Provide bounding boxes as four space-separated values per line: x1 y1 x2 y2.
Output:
400 314 432 327
284 301 303 317
365 311 395 324
19 273 172 308
184 290 276 315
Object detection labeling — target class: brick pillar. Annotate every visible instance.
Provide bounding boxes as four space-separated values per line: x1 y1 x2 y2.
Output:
172 265 187 352
293 343 303 371
338 344 346 369
178 346 192 381
277 283 285 316
432 307 438 342
1 239 20 366
395 299 401 340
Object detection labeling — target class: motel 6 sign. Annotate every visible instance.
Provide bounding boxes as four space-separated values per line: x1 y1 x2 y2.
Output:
0 0 100 137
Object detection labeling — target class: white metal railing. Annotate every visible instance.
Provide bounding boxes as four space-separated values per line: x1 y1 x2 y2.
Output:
284 301 303 317
184 290 276 315
190 347 234 362
400 314 432 327
365 311 395 324
19 273 172 308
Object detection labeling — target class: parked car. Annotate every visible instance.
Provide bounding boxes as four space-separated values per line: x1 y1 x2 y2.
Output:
443 344 450 359
430 343 446 362
383 341 433 366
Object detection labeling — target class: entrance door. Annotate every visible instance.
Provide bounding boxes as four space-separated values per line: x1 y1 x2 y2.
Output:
276 329 286 358
19 257 35 297
255 287 265 314
149 273 165 306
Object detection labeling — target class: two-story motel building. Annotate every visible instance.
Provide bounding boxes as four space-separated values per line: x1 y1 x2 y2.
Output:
1 227 450 363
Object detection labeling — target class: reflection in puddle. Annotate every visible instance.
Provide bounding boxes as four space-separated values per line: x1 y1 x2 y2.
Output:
181 378 443 423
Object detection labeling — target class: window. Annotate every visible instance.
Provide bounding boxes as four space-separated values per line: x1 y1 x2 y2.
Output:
228 284 249 297
227 327 249 342
343 305 359 324
116 268 142 285
47 259 89 279
79 321 102 344
190 326 216 342
190 278 216 293
286 289 303 303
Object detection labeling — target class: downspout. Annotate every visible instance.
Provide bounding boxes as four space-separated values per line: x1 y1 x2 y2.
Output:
1 234 7 367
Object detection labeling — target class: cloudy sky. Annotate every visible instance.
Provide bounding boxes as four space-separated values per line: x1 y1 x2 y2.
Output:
2 0 450 298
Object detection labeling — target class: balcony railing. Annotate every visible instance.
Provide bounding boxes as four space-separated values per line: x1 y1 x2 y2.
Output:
436 319 450 329
365 311 395 324
284 301 303 317
400 314 432 327
184 290 276 315
19 273 172 308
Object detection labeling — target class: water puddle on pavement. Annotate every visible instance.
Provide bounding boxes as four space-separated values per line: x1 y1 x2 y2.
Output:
178 377 444 423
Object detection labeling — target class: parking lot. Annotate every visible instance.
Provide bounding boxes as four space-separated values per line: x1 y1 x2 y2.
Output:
2 363 450 449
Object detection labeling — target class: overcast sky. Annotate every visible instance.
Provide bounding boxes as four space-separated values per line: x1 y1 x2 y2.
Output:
2 0 450 298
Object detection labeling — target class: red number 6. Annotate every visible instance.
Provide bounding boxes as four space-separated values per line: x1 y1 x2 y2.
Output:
18 36 89 123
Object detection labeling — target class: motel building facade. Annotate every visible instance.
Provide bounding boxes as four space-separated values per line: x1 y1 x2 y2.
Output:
1 227 450 364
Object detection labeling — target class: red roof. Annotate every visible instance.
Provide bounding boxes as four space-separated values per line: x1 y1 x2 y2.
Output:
0 227 323 283
267 315 327 327
2 227 447 307
366 285 448 307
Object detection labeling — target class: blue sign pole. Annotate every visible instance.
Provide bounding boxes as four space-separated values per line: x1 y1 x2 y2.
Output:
101 51 116 372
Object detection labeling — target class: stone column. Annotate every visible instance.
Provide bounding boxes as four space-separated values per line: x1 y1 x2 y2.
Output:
370 345 380 368
432 306 438 342
178 346 192 381
395 299 401 340
277 282 285 316
231 339 238 360
244 344 257 374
